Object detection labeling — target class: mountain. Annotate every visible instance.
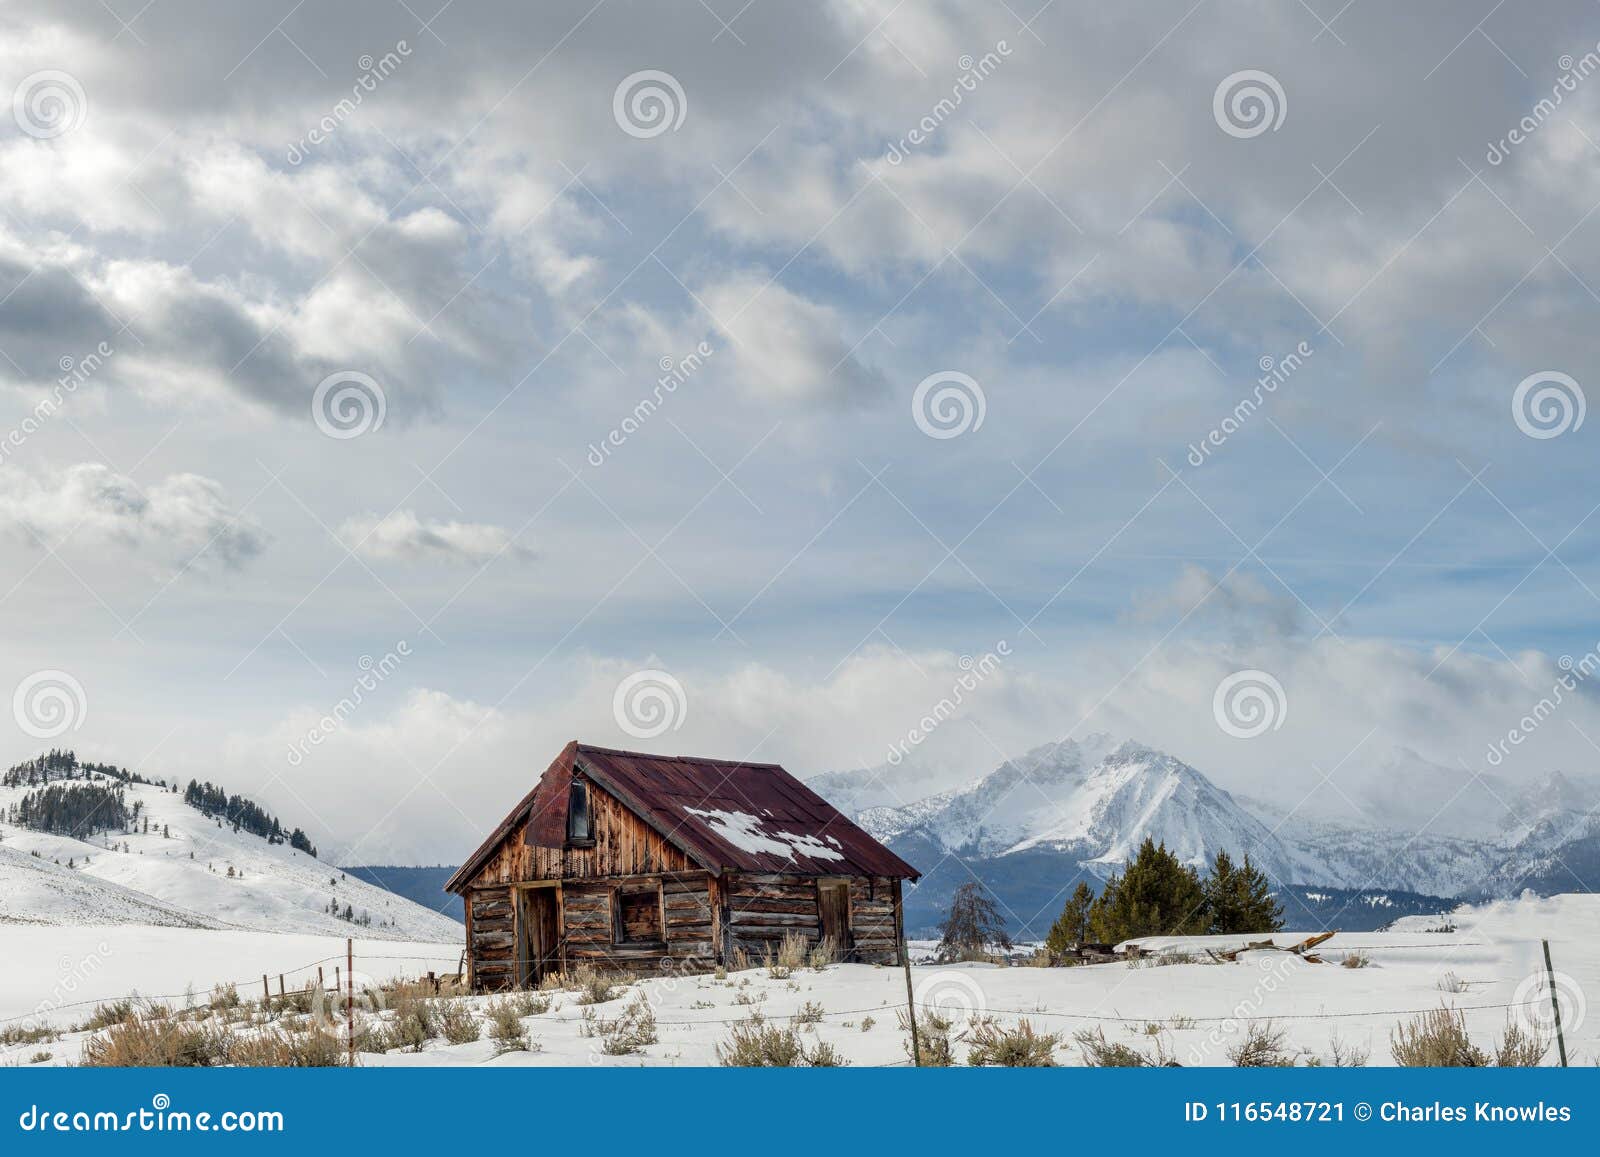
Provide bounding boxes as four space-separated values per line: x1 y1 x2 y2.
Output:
0 759 460 940
834 736 1600 937
860 736 1310 881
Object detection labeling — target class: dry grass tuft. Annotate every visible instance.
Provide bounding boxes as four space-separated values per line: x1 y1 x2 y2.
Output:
717 1016 846 1066
965 1017 1060 1066
1227 1022 1294 1067
1390 1007 1489 1067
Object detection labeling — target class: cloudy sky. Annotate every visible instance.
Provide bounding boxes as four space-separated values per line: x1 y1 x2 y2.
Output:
4 0 1600 864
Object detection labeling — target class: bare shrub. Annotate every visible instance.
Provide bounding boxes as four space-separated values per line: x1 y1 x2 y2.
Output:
1341 951 1370 969
484 997 532 1054
965 1017 1060 1066
570 965 621 1005
1228 1021 1294 1067
897 1006 958 1066
81 1011 230 1067
1437 970 1465 993
767 932 808 979
436 1001 480 1045
859 1015 876 1032
716 1017 846 1066
1328 1032 1370 1067
225 1023 344 1067
592 995 658 1055
74 998 134 1033
0 1023 58 1047
1494 1016 1548 1067
809 938 841 970
1073 1026 1154 1067
792 1000 825 1025
1390 1007 1489 1067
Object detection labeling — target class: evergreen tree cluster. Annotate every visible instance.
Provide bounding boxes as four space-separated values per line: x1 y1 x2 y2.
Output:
2 750 165 789
1045 839 1283 954
7 782 129 839
182 780 317 858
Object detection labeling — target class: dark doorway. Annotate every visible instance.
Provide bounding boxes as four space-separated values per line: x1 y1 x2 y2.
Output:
516 887 559 988
818 880 850 959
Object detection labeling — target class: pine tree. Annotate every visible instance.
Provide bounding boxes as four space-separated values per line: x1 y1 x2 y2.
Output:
1205 850 1283 933
1045 881 1095 956
1087 837 1208 943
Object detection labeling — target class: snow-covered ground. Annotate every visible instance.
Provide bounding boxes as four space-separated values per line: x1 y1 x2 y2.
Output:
0 774 460 941
0 926 461 1029
7 893 1594 1067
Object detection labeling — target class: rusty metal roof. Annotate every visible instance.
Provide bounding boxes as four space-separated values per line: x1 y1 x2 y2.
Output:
446 741 918 891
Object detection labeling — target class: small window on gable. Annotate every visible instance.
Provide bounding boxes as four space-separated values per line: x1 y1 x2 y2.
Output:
566 778 593 844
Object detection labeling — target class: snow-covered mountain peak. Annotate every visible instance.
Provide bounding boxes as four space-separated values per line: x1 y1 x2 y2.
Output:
857 736 1306 883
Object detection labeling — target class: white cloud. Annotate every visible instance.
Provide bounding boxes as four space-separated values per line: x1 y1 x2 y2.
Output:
703 275 886 403
0 462 265 567
339 510 527 565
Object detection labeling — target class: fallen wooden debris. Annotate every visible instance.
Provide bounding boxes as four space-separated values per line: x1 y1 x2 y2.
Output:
1212 929 1339 963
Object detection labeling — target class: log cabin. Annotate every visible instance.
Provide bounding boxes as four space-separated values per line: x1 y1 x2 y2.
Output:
445 741 920 991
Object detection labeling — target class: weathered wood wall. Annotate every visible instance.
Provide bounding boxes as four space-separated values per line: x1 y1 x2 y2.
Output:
849 876 900 964
722 872 901 965
462 780 699 888
459 780 905 986
464 887 515 991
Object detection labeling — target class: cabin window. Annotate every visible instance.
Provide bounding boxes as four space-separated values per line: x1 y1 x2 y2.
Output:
566 779 593 844
615 887 663 945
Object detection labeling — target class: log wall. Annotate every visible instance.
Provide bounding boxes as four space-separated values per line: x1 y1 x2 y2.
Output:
459 779 906 985
465 886 515 991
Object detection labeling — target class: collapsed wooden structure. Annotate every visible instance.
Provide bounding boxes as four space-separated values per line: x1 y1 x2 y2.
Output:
445 742 921 990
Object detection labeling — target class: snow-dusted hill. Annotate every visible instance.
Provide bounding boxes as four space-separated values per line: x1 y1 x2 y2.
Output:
0 771 460 941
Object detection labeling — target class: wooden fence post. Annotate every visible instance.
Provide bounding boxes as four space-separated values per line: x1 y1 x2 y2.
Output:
346 937 355 1068
900 940 922 1067
1543 939 1568 1067
261 974 270 1010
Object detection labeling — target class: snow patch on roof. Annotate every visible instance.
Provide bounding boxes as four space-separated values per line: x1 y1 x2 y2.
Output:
683 807 845 863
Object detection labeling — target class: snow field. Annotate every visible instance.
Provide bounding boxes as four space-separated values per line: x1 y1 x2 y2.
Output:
6 893 1593 1067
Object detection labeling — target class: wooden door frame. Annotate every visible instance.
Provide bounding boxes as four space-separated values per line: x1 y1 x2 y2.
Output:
816 876 852 958
512 880 561 988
